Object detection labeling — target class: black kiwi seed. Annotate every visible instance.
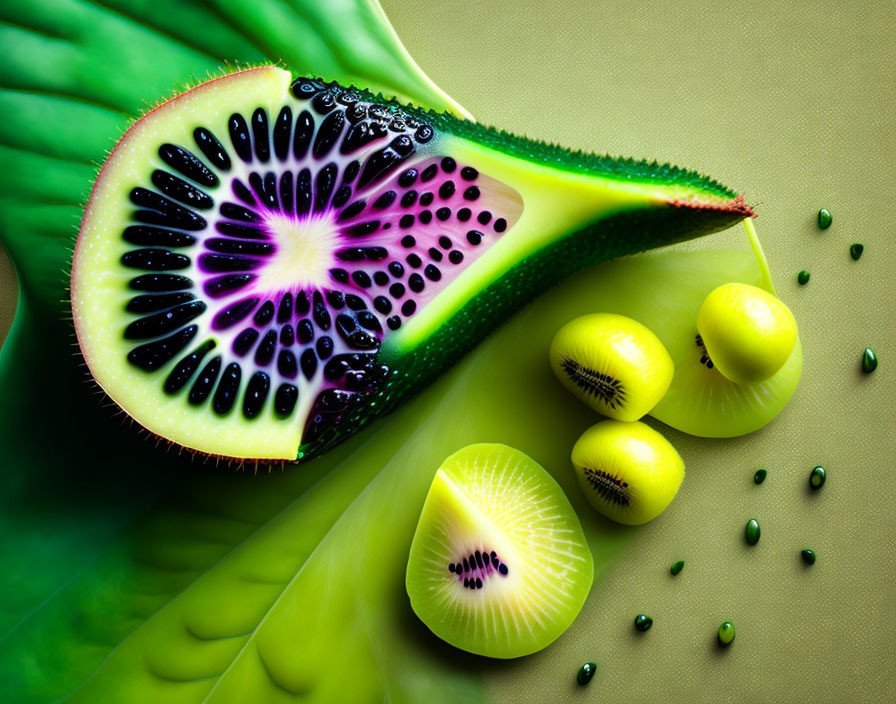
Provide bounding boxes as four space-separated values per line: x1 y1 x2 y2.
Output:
157 143 219 188
212 297 259 330
123 225 197 249
401 300 416 316
301 348 318 379
559 357 627 410
293 110 314 159
295 168 313 215
122 248 190 271
316 336 334 359
387 315 401 330
251 108 270 162
204 274 256 299
198 254 263 273
277 292 293 322
205 238 273 256
428 247 443 262
273 106 293 160
212 362 242 415
313 109 346 159
457 207 471 221
232 328 260 357
274 383 299 418
314 162 338 212
150 170 214 210
126 292 195 314
242 371 270 419
129 273 193 292
398 168 418 187
231 178 257 206
126 324 198 371
494 218 507 232
332 185 354 209
296 319 314 343
345 294 366 310
582 467 630 507
124 301 207 339
449 250 464 265
193 127 231 171
463 186 480 201
373 271 388 286
254 330 278 366
477 210 492 225
278 349 298 378
164 340 216 394
216 221 266 239
400 190 418 207
279 324 294 346
188 354 222 404
460 166 478 181
424 264 441 282
228 113 253 163
220 202 261 223
388 261 405 277
466 230 482 246
338 199 367 221
280 172 295 213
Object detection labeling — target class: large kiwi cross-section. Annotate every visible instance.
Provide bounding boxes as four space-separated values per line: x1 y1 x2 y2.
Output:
71 66 753 462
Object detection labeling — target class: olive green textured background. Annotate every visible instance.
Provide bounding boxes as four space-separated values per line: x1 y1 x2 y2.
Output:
0 1 894 703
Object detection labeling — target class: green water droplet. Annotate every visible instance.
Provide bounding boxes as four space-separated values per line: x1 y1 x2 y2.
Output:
797 270 810 285
718 620 736 646
754 469 767 484
670 560 684 575
634 614 653 632
801 549 816 565
809 466 826 490
862 347 878 374
745 518 761 546
577 662 597 685
817 208 832 229
850 243 864 260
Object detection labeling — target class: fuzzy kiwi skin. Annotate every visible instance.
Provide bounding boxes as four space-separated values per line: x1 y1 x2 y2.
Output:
571 420 684 525
549 313 674 422
697 283 797 384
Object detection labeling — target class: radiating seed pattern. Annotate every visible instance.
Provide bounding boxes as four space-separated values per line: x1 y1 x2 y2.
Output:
559 357 627 409
582 467 630 506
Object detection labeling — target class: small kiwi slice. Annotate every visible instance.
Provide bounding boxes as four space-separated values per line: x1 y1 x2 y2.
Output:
406 443 593 659
549 313 673 421
571 420 684 525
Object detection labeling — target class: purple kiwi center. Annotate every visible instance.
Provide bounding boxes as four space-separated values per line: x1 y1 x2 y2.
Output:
118 78 522 447
447 548 509 590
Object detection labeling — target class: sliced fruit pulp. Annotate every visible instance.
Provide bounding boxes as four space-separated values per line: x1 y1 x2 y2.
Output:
406 444 593 659
72 66 753 461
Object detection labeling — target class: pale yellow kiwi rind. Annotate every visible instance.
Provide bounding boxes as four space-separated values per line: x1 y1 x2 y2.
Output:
697 282 798 384
571 420 685 525
549 313 674 422
405 443 593 659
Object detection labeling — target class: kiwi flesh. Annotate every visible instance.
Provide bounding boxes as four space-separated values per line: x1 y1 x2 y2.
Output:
405 444 593 659
549 313 673 421
71 66 754 461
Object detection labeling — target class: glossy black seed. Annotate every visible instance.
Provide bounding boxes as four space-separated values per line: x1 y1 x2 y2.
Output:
460 166 478 181
255 330 277 366
337 91 359 106
248 172 277 209
477 211 492 225
344 370 368 390
316 336 334 359
204 274 255 298
399 191 418 209
435 236 451 250
467 230 483 245
314 162 338 211
277 171 294 214
326 291 345 309
322 186 348 211
312 91 336 114
164 340 215 394
419 192 434 207
319 389 352 412
228 113 252 163
463 186 480 201
292 110 314 160
243 371 270 419
335 312 358 338
438 181 455 199
233 328 260 356
249 108 270 163
313 109 345 158
129 273 193 292
344 328 375 349
296 319 314 343
388 261 405 277
341 120 383 154
424 264 441 282
159 143 218 188
428 247 443 262
474 578 483 589
298 348 317 379
295 291 310 315
352 270 372 288
206 238 273 256
126 292 195 313
212 297 258 330
415 124 434 143
148 170 213 215
337 248 365 262
386 315 401 330
296 168 312 215
231 178 256 206
357 311 382 332
365 247 388 261
278 293 293 323
188 354 221 404
324 356 350 380
216 222 266 240
122 248 190 271
220 202 261 223
345 103 368 123
373 190 397 210
130 188 207 230
448 250 464 265
401 300 416 316
421 165 438 183
406 254 422 268
399 237 416 251
408 273 425 292
338 199 366 222
373 296 392 314
123 226 196 249
314 299 331 330
330 268 350 285
418 210 432 224
291 77 325 99
389 282 405 298
438 157 455 174
398 214 414 229
494 218 507 232
398 168 418 188
498 563 508 576
357 135 414 189
253 301 275 325
199 254 262 273
457 207 471 222
435 207 451 221
373 271 388 286
343 160 361 182
213 362 242 415
272 106 293 161
127 324 198 371
274 383 299 418
193 127 231 171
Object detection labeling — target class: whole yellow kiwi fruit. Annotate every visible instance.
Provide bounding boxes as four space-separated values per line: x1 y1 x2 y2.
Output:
697 283 797 384
571 420 685 525
549 313 673 422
